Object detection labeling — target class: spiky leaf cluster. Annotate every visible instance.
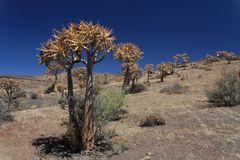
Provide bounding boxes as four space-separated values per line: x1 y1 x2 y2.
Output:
115 43 143 63
38 21 115 68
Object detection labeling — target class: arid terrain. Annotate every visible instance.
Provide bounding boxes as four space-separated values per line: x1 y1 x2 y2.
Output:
1 60 240 160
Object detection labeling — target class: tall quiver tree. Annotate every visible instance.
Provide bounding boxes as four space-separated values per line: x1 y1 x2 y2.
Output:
115 43 143 92
144 64 154 83
38 28 82 151
66 21 115 150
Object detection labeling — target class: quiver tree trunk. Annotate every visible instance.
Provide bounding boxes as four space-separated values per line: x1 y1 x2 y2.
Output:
104 74 108 83
54 74 58 85
60 91 65 109
147 71 150 83
227 59 231 64
160 71 164 82
131 79 135 90
122 66 130 92
82 62 94 151
66 68 81 151
6 90 13 107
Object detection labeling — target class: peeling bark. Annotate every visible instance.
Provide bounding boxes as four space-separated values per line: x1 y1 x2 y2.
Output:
66 68 81 152
122 66 130 92
82 62 94 151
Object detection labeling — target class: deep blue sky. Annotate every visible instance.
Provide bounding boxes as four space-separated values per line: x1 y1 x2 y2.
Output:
0 0 239 75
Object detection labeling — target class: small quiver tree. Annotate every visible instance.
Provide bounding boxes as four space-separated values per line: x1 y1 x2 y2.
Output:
182 53 190 67
156 63 167 82
173 53 182 67
123 62 142 90
215 51 235 64
115 43 143 92
0 79 20 106
45 62 64 90
144 64 154 84
57 83 67 109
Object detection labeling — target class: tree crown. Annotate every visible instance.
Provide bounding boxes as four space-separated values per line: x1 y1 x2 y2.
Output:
115 43 143 63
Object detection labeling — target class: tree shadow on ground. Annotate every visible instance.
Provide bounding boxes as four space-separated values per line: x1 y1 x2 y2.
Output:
32 134 119 159
32 135 74 159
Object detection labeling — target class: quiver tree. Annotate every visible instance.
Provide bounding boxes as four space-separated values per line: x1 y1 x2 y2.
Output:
182 53 190 66
144 64 154 83
215 51 235 64
173 53 182 67
156 63 167 82
73 67 87 89
114 43 143 92
65 21 115 150
38 28 83 151
39 21 115 151
45 62 64 89
128 63 143 89
0 79 20 106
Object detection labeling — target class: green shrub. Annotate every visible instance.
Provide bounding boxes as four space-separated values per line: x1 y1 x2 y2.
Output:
160 83 188 94
94 89 124 125
0 101 14 124
112 142 128 155
93 83 102 96
206 72 240 107
93 89 124 147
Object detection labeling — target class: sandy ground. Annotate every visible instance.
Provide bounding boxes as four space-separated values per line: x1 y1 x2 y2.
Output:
1 61 240 160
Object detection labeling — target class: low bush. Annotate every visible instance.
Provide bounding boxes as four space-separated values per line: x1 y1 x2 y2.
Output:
112 142 128 155
140 114 165 127
94 89 124 125
204 67 212 71
160 83 188 94
44 83 55 94
93 83 102 96
126 83 147 94
14 89 27 99
206 72 240 107
0 100 13 124
30 93 38 99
